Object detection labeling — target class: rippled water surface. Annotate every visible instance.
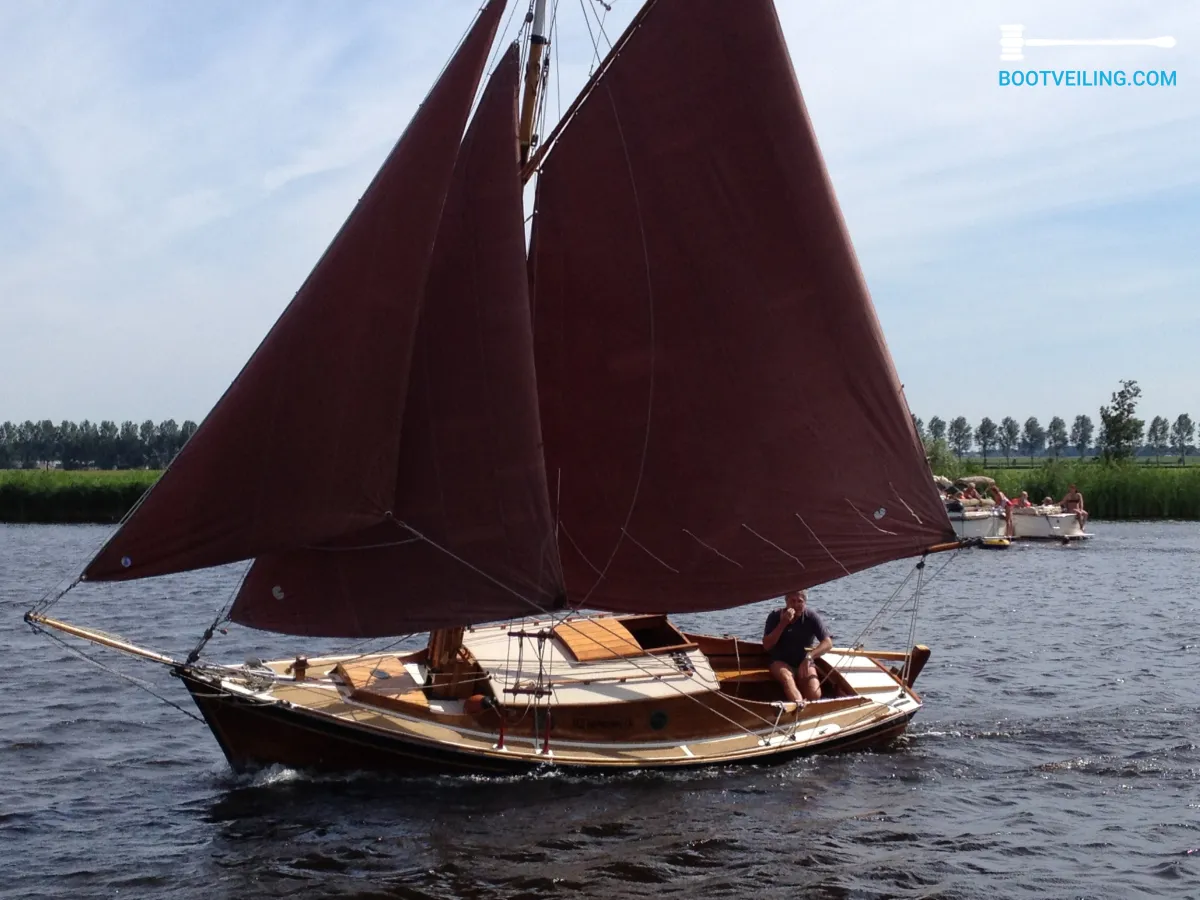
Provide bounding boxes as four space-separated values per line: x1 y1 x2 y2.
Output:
3 522 1198 899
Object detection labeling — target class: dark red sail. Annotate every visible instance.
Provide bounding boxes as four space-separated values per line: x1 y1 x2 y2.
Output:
230 46 563 636
527 0 954 613
83 1 506 582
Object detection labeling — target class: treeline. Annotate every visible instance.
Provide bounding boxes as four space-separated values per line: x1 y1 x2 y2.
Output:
917 382 1196 465
0 419 197 470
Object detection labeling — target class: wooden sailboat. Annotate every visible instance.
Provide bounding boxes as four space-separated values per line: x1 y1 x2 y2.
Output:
27 0 960 775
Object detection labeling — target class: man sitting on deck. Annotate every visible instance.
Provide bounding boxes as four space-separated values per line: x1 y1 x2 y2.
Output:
763 590 834 706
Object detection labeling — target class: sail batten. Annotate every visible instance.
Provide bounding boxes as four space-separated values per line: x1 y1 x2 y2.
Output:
82 1 508 584
528 0 954 614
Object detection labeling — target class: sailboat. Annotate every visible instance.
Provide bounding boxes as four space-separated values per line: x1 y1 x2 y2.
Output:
26 0 961 774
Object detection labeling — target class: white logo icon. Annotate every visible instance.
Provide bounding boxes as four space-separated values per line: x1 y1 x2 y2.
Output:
999 24 1176 62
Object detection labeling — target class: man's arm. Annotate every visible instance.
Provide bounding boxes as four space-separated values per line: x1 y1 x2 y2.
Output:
762 610 791 651
808 636 833 660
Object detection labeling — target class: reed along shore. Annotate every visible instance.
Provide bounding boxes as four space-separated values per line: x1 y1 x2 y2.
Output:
2 463 1200 523
0 470 160 524
959 461 1200 520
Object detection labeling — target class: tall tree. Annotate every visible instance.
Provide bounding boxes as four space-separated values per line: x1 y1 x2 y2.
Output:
58 420 82 469
948 416 972 459
1098 379 1144 461
117 421 141 468
1146 416 1169 465
928 416 946 442
912 415 926 442
1070 414 1094 459
1170 414 1195 464
999 416 1020 466
975 417 998 467
156 419 181 468
1021 417 1046 461
96 420 119 469
1047 416 1068 458
0 421 12 468
138 420 157 467
16 421 35 467
35 419 58 468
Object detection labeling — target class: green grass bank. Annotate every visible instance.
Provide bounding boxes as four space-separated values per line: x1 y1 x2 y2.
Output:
0 469 160 524
2 462 1200 523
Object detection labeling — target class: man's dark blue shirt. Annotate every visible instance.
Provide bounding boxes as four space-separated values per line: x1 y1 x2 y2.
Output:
764 608 830 666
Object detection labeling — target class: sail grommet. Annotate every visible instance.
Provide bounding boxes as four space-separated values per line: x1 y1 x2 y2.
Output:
272 586 285 600
121 556 132 568
874 508 887 520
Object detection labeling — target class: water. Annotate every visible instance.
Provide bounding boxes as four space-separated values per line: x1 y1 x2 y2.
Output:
3 522 1198 899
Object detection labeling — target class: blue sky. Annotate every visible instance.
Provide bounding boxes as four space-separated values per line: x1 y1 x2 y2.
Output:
1 0 1196 431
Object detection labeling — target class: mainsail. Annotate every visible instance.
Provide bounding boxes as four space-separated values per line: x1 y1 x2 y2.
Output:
79 0 953 638
82 0 507 582
527 0 954 612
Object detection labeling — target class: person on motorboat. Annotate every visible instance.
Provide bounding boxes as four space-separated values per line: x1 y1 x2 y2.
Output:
988 485 1015 536
1013 491 1033 508
960 484 982 500
1060 483 1088 528
763 589 833 706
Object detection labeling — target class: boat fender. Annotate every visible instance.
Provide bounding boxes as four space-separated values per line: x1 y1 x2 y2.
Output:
464 694 489 715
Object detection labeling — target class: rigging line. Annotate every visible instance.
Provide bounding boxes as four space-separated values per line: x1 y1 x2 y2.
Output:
576 0 602 74
527 609 794 733
31 572 80 616
34 624 204 723
794 514 850 578
303 538 421 552
485 0 527 79
389 519 557 612
573 83 656 612
557 523 603 578
588 0 615 52
552 0 563 123
904 561 925 683
843 564 919 651
187 559 253 663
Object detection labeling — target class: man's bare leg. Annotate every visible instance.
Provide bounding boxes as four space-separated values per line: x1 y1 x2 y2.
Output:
769 660 805 704
797 659 822 700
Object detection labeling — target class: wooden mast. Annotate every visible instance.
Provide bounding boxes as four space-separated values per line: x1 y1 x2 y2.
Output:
423 2 552 679
518 0 550 165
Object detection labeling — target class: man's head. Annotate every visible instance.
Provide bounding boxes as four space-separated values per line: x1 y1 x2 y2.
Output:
1068 483 1077 492
785 590 807 611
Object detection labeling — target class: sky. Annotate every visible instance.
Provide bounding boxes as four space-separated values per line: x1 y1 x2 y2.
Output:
1 0 1196 431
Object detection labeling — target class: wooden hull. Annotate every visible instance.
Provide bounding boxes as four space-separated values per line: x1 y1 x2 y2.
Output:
173 620 926 776
178 667 916 775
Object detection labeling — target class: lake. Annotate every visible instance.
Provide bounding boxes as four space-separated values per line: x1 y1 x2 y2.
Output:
3 522 1197 899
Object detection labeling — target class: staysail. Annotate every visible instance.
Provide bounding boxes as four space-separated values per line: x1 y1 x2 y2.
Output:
228 46 564 637
527 0 954 613
82 0 507 582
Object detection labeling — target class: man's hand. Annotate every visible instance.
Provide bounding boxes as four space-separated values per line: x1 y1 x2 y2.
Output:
782 607 797 625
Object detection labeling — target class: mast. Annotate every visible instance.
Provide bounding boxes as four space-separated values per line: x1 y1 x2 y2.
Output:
518 0 550 165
